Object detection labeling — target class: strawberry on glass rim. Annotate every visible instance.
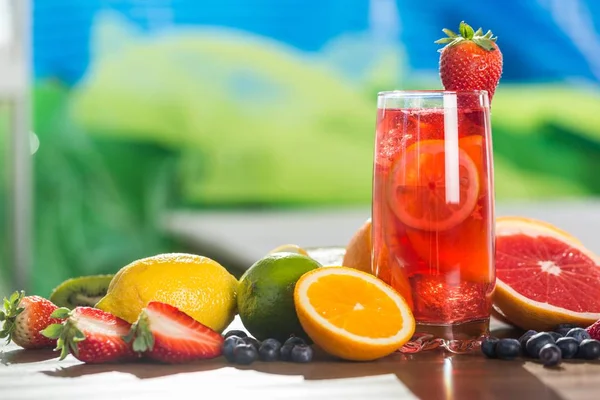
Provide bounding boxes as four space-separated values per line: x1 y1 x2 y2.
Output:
436 21 503 103
387 139 480 232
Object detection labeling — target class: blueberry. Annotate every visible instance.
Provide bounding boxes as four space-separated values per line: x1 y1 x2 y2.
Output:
233 343 258 365
526 332 555 359
223 336 245 362
258 345 280 362
518 330 537 356
243 336 261 350
481 337 499 358
555 323 578 337
565 328 591 344
224 330 248 339
556 337 579 359
261 338 282 351
280 343 295 361
548 332 563 342
284 336 306 347
577 339 600 360
496 338 521 360
539 344 562 367
291 344 313 363
258 338 281 362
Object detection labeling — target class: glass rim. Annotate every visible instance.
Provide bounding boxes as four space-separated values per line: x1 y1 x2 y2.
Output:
377 89 489 98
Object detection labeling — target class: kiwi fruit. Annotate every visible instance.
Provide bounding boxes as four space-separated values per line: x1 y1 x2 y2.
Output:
49 274 114 309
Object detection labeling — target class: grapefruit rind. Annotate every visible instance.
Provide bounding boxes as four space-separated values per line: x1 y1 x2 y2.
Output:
494 217 600 331
496 216 583 245
294 267 415 361
388 140 480 232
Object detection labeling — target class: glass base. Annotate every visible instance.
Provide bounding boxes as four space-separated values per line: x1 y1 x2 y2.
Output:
399 318 489 354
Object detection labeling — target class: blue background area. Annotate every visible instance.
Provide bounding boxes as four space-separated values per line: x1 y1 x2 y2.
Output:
32 0 600 85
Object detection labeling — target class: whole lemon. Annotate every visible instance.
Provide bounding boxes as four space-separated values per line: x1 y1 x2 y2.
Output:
96 253 238 333
237 252 321 342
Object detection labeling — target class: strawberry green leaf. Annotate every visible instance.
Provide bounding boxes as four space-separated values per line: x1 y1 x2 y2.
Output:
441 28 458 38
459 21 475 40
40 323 64 339
50 307 71 319
124 311 154 353
436 21 498 52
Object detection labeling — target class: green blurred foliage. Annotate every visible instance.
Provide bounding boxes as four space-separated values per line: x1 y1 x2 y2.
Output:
1 23 599 298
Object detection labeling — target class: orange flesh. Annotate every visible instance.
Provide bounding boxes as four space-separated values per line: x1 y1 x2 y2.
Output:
306 274 404 338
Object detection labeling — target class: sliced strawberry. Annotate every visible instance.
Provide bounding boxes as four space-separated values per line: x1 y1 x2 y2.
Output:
41 307 136 363
0 291 63 349
125 301 224 364
586 319 600 341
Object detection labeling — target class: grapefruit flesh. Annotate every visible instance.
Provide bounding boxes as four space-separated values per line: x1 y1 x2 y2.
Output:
494 216 600 331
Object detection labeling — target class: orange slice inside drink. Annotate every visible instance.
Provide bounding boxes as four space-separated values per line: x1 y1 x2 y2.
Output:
387 139 480 232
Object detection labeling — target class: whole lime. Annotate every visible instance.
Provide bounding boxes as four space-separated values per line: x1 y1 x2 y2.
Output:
237 252 321 342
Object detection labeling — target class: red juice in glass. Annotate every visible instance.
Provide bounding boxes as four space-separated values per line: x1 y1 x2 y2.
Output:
372 90 495 343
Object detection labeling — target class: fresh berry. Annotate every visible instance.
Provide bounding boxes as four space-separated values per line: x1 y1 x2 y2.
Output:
539 344 562 367
233 343 258 365
224 330 247 339
548 332 563 342
526 332 555 359
258 344 280 362
436 21 503 103
261 338 282 351
518 330 537 356
41 307 135 363
243 336 261 350
577 339 600 360
555 323 578 337
124 301 223 364
496 338 521 360
0 291 64 349
481 337 499 358
223 336 245 362
555 337 579 359
284 336 306 347
565 328 591 344
291 344 313 363
585 319 600 340
280 343 295 361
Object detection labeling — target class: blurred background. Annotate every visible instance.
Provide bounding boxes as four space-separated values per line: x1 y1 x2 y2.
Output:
1 0 599 298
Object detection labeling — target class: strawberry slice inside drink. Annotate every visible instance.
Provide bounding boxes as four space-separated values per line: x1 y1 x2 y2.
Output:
387 139 480 232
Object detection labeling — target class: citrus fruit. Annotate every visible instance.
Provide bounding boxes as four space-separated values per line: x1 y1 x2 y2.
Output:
268 244 309 257
294 266 415 361
388 139 480 232
493 217 600 331
342 218 373 274
236 252 321 342
95 253 238 333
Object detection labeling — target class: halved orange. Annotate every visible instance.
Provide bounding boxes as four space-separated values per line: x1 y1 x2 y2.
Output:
294 267 415 361
388 139 480 232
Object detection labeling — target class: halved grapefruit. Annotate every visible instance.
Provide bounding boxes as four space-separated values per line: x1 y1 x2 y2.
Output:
494 216 600 331
388 140 480 232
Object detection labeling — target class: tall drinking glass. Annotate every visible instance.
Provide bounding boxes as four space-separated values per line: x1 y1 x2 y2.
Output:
372 90 495 347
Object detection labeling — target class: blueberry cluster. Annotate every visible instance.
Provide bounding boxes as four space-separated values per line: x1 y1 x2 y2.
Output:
482 324 600 367
222 330 313 365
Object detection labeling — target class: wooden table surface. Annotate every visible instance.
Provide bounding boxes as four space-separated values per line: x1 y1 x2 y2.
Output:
2 248 600 399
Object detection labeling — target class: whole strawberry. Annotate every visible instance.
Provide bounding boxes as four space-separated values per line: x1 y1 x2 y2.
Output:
436 21 503 102
41 307 137 363
586 319 600 341
124 301 224 364
0 291 63 349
